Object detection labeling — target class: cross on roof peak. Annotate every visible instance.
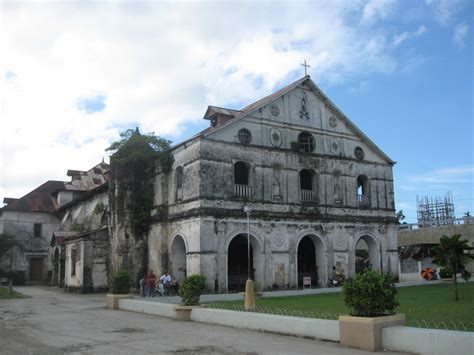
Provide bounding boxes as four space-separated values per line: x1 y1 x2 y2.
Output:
300 60 311 76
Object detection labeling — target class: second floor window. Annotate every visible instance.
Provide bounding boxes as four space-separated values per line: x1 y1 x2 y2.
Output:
175 166 183 201
300 169 316 202
33 223 42 238
357 175 370 208
234 161 249 185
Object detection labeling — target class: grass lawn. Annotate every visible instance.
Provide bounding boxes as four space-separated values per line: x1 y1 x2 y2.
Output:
210 282 474 331
0 287 24 299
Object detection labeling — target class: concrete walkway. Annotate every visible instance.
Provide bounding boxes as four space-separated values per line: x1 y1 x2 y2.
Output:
0 286 408 354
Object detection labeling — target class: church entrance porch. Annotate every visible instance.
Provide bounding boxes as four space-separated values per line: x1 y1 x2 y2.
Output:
296 235 327 287
355 235 380 273
170 235 187 284
227 233 263 291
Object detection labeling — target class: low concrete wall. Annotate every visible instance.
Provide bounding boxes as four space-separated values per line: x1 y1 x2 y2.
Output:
382 326 474 355
118 299 339 342
191 308 340 342
118 298 473 354
119 299 175 318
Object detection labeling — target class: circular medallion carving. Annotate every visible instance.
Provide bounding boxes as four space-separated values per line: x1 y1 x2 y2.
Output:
270 128 282 147
270 104 280 117
329 116 337 127
273 233 285 248
354 146 365 160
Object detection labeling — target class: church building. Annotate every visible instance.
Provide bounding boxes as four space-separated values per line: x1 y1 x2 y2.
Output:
111 75 399 292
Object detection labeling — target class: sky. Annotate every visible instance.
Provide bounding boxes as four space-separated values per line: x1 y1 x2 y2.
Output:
0 0 472 223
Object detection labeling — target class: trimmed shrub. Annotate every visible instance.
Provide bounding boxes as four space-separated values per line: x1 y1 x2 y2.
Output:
179 274 206 306
111 269 130 294
342 269 398 317
439 268 453 278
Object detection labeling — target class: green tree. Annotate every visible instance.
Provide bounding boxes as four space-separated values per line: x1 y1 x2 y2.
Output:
107 128 173 236
106 128 173 172
432 234 474 301
0 233 23 259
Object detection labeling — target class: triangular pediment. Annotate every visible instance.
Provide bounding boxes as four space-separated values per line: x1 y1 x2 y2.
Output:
204 76 394 165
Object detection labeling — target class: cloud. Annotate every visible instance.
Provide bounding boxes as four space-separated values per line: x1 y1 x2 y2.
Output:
0 1 429 199
393 25 427 47
453 22 469 47
361 0 397 25
406 166 474 184
425 0 466 25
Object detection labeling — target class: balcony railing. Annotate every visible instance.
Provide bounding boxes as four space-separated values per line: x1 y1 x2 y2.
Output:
357 194 370 208
300 189 316 202
234 184 252 198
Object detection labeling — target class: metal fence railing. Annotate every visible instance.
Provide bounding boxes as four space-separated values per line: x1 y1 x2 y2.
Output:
206 303 474 332
407 318 474 332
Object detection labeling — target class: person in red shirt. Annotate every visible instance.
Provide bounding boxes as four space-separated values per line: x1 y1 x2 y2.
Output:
146 269 157 297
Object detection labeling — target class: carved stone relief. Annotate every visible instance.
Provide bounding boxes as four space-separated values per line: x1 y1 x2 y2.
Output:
270 104 280 117
270 128 282 147
299 91 310 119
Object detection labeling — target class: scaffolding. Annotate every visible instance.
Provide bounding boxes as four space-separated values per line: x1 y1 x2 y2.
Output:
417 192 455 228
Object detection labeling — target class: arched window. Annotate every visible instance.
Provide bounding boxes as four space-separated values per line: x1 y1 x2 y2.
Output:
300 169 313 190
298 132 315 152
238 128 252 144
175 166 184 201
234 161 249 185
356 175 370 208
234 161 251 198
300 169 315 202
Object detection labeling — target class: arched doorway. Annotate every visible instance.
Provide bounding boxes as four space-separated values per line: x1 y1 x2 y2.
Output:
296 235 326 287
355 235 380 273
227 234 263 291
170 235 187 283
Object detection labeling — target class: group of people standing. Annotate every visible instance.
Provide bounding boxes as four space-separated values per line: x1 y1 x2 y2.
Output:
140 269 172 297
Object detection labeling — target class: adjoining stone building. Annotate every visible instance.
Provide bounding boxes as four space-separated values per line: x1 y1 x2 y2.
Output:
0 162 109 284
111 76 399 291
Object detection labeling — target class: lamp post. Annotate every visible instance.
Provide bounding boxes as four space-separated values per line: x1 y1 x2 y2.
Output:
243 204 252 280
243 204 255 310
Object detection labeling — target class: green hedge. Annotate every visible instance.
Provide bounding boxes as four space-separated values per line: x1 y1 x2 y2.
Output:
342 269 398 317
111 269 130 294
179 274 206 306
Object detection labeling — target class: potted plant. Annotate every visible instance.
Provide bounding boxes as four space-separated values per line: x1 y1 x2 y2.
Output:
106 269 131 310
174 274 207 320
339 269 404 352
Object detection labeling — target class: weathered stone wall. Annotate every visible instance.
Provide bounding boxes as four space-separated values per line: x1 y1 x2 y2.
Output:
60 190 110 292
65 229 109 293
1 211 60 282
142 135 398 291
123 80 398 291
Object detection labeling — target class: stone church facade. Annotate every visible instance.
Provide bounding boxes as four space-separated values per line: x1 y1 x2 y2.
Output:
111 76 398 292
2 76 398 293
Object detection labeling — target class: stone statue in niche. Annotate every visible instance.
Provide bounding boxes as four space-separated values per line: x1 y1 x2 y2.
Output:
334 173 343 205
299 91 310 119
272 166 282 199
